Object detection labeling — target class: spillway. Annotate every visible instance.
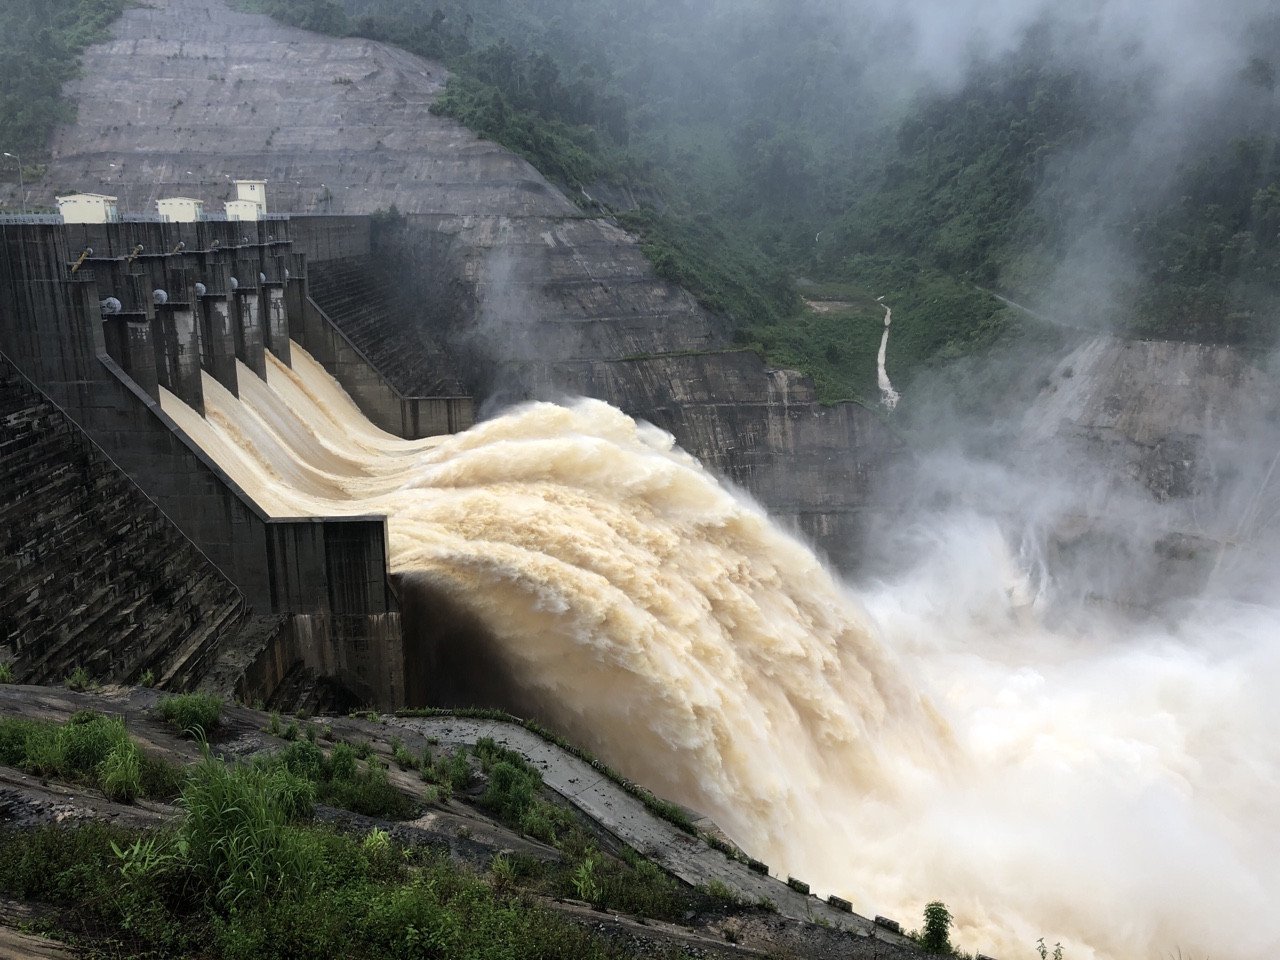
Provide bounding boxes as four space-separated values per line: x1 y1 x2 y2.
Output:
163 343 1280 960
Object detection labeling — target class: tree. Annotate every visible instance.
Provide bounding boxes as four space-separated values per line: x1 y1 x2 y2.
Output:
920 900 953 954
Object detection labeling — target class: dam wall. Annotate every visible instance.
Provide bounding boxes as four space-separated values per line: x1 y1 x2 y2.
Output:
0 352 244 687
0 216 423 706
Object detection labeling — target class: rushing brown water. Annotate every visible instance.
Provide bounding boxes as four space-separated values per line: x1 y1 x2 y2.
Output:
162 343 1280 960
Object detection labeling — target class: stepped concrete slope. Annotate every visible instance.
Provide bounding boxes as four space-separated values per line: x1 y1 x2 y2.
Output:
36 0 898 567
0 354 244 688
305 255 467 397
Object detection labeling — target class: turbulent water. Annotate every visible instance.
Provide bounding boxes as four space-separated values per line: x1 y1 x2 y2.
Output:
163 343 1280 960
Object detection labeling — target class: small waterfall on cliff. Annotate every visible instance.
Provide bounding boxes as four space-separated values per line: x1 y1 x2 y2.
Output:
162 343 1280 960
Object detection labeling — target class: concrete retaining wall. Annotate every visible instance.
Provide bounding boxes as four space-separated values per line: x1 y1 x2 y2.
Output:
289 215 372 263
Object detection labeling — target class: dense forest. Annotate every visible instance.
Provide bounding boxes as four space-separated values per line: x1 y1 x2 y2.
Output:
3 0 1278 402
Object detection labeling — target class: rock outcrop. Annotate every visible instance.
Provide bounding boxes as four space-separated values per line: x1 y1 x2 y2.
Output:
34 0 898 567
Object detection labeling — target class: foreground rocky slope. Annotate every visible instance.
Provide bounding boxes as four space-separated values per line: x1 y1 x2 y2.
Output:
0 685 923 960
34 0 897 567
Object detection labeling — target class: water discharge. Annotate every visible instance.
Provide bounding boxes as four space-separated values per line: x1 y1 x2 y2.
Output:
876 298 900 410
162 343 1280 960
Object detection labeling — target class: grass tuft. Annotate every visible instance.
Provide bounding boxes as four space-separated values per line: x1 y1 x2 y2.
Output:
99 739 142 802
156 693 222 739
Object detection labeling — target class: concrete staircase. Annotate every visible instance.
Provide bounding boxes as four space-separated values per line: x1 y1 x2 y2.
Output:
0 353 246 687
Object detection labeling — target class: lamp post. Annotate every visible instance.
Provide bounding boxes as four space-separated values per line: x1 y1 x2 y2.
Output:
3 152 25 215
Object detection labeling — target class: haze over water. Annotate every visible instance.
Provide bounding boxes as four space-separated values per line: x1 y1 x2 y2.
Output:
163 343 1280 960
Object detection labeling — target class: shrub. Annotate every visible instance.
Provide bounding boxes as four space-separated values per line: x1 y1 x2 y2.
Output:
701 878 748 909
181 758 318 909
139 669 155 688
482 760 538 825
361 827 391 860
0 821 130 903
0 661 13 683
157 694 223 739
323 759 413 819
25 712 130 782
139 751 186 801
1 713 182 803
261 740 414 820
439 750 473 791
592 853 688 920
0 802 671 960
571 854 601 903
0 717 41 766
64 666 94 691
328 742 357 781
489 853 516 894
276 740 326 781
389 738 416 771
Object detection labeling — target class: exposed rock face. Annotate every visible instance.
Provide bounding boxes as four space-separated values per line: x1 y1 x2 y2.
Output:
1025 335 1277 503
1019 335 1280 610
35 0 898 567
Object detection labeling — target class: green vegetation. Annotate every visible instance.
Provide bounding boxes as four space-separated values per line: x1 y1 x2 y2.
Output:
0 711 183 802
0 661 13 684
156 693 223 739
0 709 771 955
243 0 1280 401
466 736 717 921
265 739 416 819
0 756 690 960
63 666 95 691
400 707 701 837
0 0 128 158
